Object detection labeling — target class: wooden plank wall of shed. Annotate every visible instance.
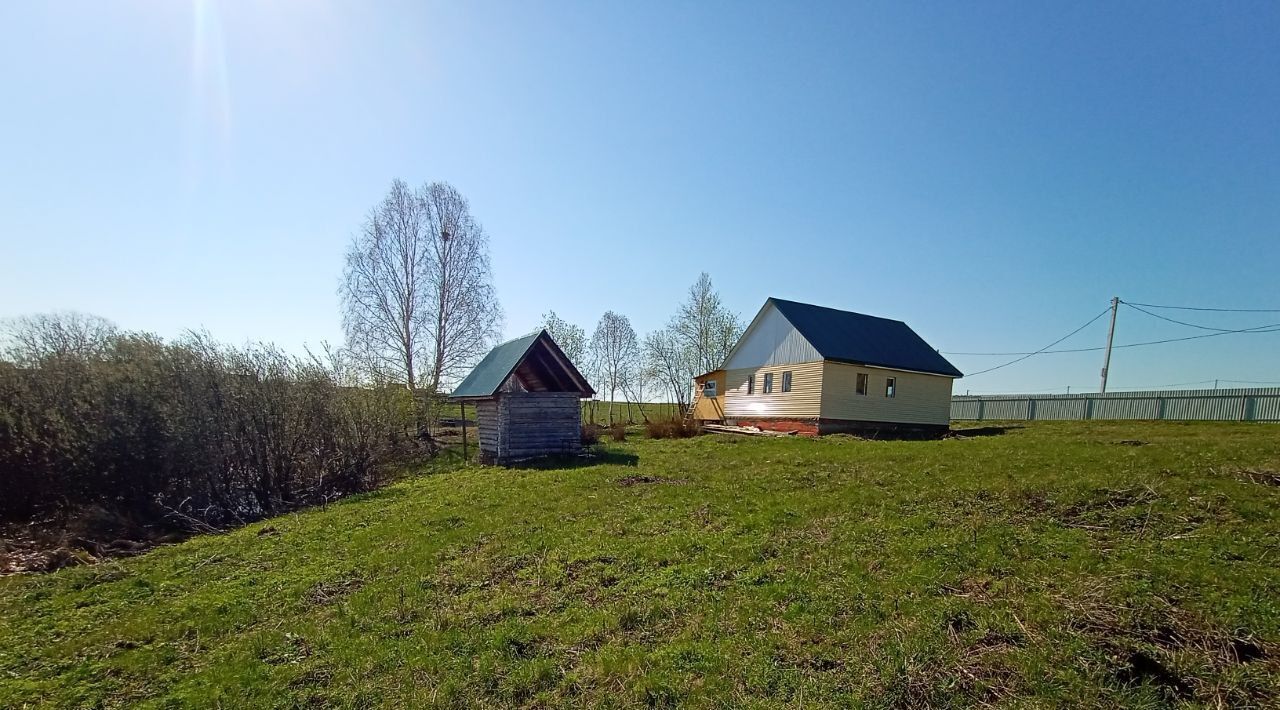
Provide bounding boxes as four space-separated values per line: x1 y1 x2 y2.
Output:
495 392 582 461
475 400 501 457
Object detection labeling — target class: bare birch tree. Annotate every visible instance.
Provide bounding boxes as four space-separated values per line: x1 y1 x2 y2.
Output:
540 310 587 368
340 180 430 389
421 182 503 391
639 273 744 410
340 180 502 393
642 328 692 413
670 272 744 375
589 311 638 424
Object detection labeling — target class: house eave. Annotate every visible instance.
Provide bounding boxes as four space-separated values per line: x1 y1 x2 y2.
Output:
824 358 962 379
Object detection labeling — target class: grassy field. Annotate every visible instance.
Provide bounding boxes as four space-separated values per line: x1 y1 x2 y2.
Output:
2 421 1278 708
582 401 681 426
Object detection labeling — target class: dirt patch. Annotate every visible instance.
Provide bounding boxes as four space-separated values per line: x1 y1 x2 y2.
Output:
945 425 1017 439
1054 486 1159 531
1115 439 1148 446
1 506 191 576
306 574 365 605
616 475 686 487
1065 594 1275 703
1236 468 1280 487
1112 647 1192 699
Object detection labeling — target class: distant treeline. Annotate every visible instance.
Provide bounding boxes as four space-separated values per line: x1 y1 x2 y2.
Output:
0 313 424 529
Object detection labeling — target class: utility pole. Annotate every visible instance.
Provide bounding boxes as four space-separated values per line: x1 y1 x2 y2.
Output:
1099 297 1119 394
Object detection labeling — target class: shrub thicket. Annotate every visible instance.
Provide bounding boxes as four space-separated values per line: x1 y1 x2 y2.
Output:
580 423 600 446
0 315 422 529
608 422 627 442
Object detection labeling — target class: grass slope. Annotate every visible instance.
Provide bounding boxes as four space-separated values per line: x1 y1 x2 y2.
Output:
2 421 1278 708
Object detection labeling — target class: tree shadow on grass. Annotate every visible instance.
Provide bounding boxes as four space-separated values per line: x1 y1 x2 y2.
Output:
504 449 639 470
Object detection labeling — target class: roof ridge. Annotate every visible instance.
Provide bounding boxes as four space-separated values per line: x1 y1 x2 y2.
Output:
768 297 907 325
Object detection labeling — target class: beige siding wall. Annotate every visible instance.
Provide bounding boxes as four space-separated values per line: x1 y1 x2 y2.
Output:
723 361 823 418
820 362 954 425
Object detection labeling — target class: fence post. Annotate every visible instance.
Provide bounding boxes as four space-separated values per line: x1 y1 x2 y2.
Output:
977 399 985 421
1240 396 1249 422
1027 398 1036 420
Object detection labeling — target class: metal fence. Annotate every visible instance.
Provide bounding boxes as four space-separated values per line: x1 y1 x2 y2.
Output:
951 387 1280 422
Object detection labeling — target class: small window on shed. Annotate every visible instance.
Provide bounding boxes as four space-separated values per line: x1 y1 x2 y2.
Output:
703 380 717 397
885 377 897 398
747 374 755 395
763 373 774 393
782 371 792 392
856 373 868 396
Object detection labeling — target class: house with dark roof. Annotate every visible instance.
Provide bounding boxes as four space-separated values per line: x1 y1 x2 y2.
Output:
690 298 962 435
451 330 594 464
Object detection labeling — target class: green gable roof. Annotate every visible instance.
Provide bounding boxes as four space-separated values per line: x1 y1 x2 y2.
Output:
450 330 593 399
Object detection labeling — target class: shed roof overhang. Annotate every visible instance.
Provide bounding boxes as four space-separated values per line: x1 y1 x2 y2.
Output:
450 330 595 400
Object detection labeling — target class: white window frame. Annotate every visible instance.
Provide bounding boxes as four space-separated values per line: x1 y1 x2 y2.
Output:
885 377 897 398
781 371 792 393
856 372 868 396
703 380 717 397
763 372 774 394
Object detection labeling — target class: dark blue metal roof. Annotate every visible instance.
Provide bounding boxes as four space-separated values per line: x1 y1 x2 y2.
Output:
768 298 963 378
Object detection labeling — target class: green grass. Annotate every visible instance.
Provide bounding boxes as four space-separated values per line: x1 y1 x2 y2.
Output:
2 421 1278 708
582 400 680 426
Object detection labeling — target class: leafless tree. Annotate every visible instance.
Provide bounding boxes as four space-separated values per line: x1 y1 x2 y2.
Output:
619 357 654 423
639 274 744 411
643 328 692 413
1 312 118 365
590 311 638 424
340 180 502 393
541 310 587 369
340 180 430 389
670 272 744 375
420 182 503 392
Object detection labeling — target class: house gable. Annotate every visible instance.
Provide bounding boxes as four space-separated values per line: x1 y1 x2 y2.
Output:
722 301 823 370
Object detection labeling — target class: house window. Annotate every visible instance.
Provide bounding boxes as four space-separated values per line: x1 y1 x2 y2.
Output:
703 380 717 397
747 374 755 395
885 377 897 398
856 373 868 396
763 373 774 393
782 371 792 392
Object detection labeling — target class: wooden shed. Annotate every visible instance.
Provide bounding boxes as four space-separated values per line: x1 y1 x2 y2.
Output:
450 330 594 464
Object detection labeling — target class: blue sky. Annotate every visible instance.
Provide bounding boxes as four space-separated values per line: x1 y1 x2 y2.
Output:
2 1 1277 393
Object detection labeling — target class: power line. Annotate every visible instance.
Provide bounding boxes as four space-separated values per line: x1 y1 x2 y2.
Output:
945 297 1280 380
947 317 1280 357
1125 301 1280 314
964 379 1280 395
962 307 1112 377
1122 301 1275 332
